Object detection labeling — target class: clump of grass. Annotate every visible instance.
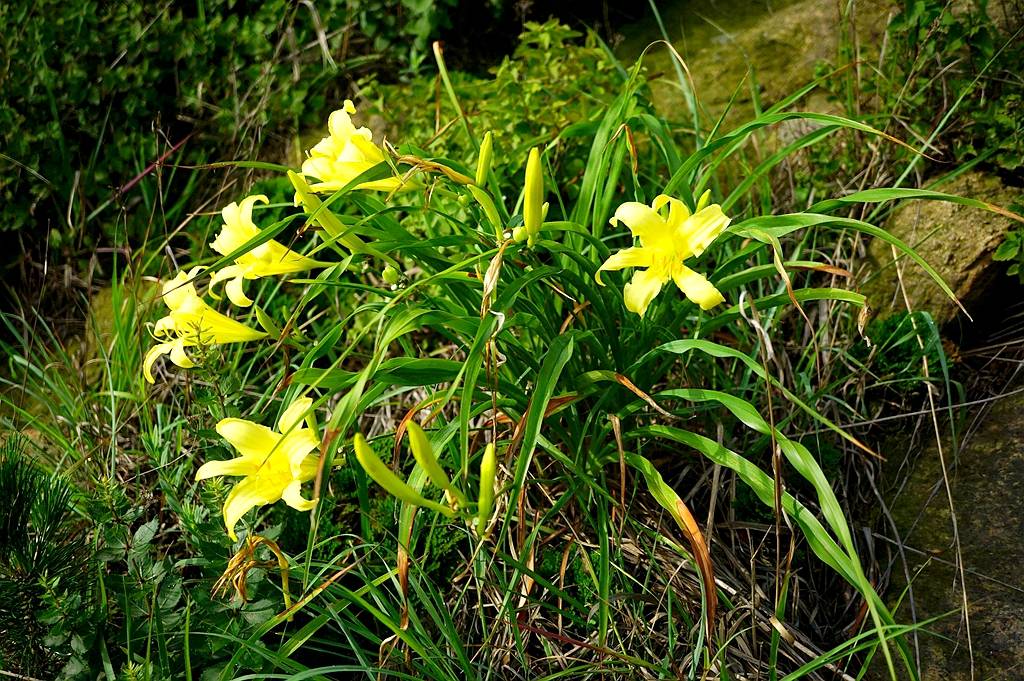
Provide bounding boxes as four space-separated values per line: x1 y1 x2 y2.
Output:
3 10 1021 681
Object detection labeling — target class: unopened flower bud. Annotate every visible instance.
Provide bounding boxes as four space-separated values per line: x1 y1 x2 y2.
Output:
475 131 493 186
523 147 543 245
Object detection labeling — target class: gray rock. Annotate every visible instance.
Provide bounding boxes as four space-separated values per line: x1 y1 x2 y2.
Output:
881 389 1024 680
860 171 1021 327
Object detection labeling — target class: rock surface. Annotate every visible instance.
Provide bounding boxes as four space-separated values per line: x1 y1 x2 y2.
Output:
628 0 895 125
883 389 1024 680
860 171 1022 327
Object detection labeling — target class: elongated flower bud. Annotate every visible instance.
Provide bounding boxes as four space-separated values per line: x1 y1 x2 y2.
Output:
406 423 467 506
475 131 493 186
353 434 455 518
467 185 503 240
696 189 712 212
523 147 543 245
289 171 356 245
477 443 497 535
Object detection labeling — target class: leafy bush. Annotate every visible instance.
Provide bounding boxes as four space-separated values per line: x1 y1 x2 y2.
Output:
0 0 504 270
994 201 1024 281
871 0 1023 171
111 41 1006 677
359 20 627 193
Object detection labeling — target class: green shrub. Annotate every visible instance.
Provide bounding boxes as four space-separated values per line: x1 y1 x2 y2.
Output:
994 201 1024 281
875 0 1023 171
359 20 628 190
0 0 504 270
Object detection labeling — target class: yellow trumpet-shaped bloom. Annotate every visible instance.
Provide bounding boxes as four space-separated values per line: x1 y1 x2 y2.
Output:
196 397 321 541
300 99 402 193
143 268 266 383
598 192 731 317
208 195 322 307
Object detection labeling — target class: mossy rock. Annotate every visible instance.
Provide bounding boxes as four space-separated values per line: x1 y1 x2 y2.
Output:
860 171 1022 328
635 0 894 126
880 389 1024 680
80 280 159 384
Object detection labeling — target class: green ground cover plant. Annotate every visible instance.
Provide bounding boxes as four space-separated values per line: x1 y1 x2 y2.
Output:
2 5 1022 680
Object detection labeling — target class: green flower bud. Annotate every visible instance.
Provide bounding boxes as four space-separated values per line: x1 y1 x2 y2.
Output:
475 131 493 186
523 147 543 245
407 422 467 507
353 434 455 518
477 443 497 536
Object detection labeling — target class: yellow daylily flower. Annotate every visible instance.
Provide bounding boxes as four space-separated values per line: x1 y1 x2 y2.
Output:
143 268 266 383
196 397 321 541
300 99 402 193
598 192 731 317
209 194 322 307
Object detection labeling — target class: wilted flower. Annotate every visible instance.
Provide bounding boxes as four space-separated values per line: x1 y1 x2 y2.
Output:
598 192 731 317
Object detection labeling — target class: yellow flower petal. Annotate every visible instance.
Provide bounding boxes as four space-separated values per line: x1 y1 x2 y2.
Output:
300 103 400 193
282 433 320 478
168 339 195 369
604 192 729 318
596 247 653 284
623 266 670 318
610 202 674 251
197 396 325 540
238 194 268 226
327 107 359 141
298 455 320 481
214 195 268 256
223 476 280 541
277 397 312 433
195 456 259 481
216 418 279 460
349 134 387 163
153 314 177 337
653 194 691 229
224 273 253 307
143 342 173 384
252 241 322 275
281 480 317 512
672 264 725 310
208 264 243 300
162 269 202 311
187 308 267 344
681 204 731 258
